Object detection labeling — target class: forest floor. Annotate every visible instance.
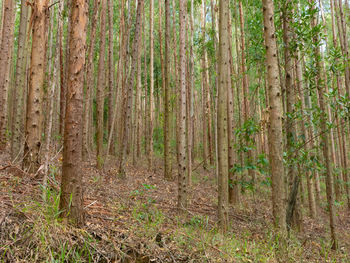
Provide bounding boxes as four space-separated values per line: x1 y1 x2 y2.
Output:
0 151 350 262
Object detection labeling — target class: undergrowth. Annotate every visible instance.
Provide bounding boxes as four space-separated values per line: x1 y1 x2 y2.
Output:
127 199 349 263
1 167 349 262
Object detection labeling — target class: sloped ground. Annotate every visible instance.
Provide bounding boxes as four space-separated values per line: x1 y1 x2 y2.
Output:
0 151 349 262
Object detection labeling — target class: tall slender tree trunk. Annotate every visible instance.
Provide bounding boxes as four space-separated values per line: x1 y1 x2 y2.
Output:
234 3 244 186
147 0 154 170
0 0 15 150
23 0 50 173
201 0 209 169
43 4 61 188
186 3 193 187
172 0 180 167
107 0 115 155
134 1 143 162
333 0 350 209
295 53 316 219
59 0 87 226
211 0 219 177
82 0 99 160
217 0 229 232
335 0 350 91
262 0 287 233
117 0 143 176
11 0 29 159
164 0 171 180
283 4 302 231
177 0 188 210
107 0 125 155
310 0 337 249
96 0 107 169
60 0 72 137
228 13 239 205
238 1 255 185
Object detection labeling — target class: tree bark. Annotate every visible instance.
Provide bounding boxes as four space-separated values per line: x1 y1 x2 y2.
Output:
11 0 28 159
107 0 115 155
147 0 154 170
164 0 171 180
283 4 302 231
239 1 255 185
59 0 88 226
96 0 107 169
107 0 125 155
177 0 188 210
295 53 316 219
262 0 287 233
217 0 230 232
23 0 50 173
117 0 143 176
228 13 239 205
43 3 61 189
60 0 72 137
310 0 337 249
0 0 15 150
82 0 99 160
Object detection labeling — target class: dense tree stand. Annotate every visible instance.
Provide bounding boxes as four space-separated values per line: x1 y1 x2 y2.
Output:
0 0 349 260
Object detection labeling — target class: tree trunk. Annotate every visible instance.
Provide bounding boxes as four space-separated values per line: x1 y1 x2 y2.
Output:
0 0 15 150
217 0 229 232
82 0 99 160
295 53 316 219
107 0 115 155
333 0 350 209
310 0 337 249
164 0 171 180
177 0 188 210
147 0 154 170
117 0 143 176
228 13 239 205
186 3 193 187
59 0 87 226
23 0 50 173
201 0 209 169
107 0 125 155
43 3 61 189
60 0 72 137
10 0 29 159
262 0 287 233
96 0 107 169
134 1 143 162
283 4 302 231
239 1 255 185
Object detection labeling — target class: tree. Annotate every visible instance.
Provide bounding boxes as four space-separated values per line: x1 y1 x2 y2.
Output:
117 0 143 176
107 0 115 155
310 0 337 249
43 0 62 189
82 0 99 160
96 0 107 169
283 2 302 231
262 0 286 232
59 0 88 226
164 0 171 180
147 0 154 170
23 0 50 173
217 0 230 231
201 0 213 169
177 0 187 210
10 0 29 159
0 0 15 150
239 0 255 185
